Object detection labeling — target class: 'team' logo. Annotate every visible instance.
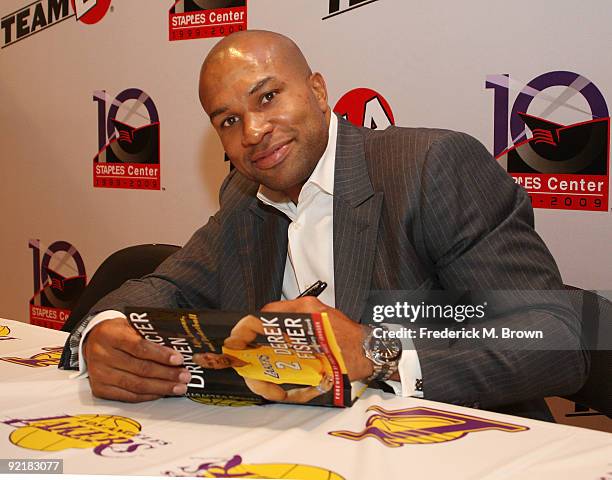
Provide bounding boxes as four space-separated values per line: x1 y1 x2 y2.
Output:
334 88 395 130
1 346 63 368
2 414 169 457
1 0 111 49
486 71 610 212
162 454 344 479
329 406 527 446
93 88 161 190
169 0 247 41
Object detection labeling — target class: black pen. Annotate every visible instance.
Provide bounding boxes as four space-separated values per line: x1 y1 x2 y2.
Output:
297 280 327 298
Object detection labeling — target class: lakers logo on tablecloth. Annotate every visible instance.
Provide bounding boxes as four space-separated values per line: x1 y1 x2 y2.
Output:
163 454 344 479
0 347 63 367
0 325 17 341
2 414 169 457
328 406 528 447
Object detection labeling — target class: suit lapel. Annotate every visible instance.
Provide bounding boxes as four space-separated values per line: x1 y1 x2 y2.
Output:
233 117 382 319
334 118 383 322
235 199 289 309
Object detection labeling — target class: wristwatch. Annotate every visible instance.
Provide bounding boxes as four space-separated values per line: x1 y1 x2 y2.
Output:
362 325 402 382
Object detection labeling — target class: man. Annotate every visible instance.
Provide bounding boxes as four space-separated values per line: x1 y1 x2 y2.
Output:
61 30 587 419
195 314 335 403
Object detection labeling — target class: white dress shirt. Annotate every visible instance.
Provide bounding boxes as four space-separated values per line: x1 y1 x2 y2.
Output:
78 114 423 398
257 114 422 397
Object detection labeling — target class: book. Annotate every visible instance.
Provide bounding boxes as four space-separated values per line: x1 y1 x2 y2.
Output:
125 307 366 407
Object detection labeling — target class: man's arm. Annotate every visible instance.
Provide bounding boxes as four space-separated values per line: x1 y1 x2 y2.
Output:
60 212 225 401
412 131 588 408
61 167 253 372
61 215 224 371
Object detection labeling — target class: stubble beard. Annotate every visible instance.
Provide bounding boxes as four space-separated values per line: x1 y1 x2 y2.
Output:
254 120 328 197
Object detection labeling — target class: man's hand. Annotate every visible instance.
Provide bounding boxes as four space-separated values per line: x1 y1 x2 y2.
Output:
83 318 191 402
261 297 373 382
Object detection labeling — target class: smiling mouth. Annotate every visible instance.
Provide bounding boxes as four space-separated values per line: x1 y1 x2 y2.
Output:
252 141 292 170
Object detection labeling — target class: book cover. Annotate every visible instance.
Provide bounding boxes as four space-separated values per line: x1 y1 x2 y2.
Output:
126 307 365 407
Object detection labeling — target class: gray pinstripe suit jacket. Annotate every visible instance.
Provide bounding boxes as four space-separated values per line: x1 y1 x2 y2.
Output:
62 117 587 419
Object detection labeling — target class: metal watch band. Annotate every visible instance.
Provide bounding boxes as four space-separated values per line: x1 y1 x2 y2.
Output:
363 325 401 383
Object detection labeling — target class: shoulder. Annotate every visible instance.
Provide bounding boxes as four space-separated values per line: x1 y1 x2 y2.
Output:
216 168 259 215
362 124 488 167
360 123 501 185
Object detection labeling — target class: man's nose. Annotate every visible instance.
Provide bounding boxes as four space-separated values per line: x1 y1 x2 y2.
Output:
242 112 272 146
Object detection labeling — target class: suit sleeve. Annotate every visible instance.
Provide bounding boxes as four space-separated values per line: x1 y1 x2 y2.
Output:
412 131 588 408
59 170 242 369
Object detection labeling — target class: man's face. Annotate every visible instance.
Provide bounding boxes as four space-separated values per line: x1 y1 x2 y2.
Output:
199 44 330 199
198 353 231 369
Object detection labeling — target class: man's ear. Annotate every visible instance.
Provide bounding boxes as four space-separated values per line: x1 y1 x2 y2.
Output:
309 72 329 112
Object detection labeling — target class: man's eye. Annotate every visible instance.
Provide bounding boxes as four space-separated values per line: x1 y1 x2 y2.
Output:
221 116 238 128
262 91 277 104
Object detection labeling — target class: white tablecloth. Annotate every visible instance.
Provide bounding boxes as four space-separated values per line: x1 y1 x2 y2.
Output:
1 318 611 479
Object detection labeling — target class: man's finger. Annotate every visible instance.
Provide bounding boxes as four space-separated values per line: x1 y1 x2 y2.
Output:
119 336 184 366
91 318 184 366
105 348 191 383
90 363 188 397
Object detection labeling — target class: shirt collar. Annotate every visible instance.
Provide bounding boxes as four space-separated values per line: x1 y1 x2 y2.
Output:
257 113 337 210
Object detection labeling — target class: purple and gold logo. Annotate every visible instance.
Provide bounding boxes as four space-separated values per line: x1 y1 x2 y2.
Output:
1 346 63 368
329 406 528 447
162 454 344 479
189 396 257 407
2 414 169 457
0 325 17 341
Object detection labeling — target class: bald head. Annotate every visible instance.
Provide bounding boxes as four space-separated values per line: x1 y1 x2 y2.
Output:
197 30 330 203
199 30 312 107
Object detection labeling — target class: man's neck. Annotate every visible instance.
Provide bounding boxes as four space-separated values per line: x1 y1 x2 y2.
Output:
286 184 304 205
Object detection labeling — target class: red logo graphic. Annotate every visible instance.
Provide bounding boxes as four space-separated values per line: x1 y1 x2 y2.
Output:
29 239 87 330
169 0 247 41
486 71 610 212
93 89 161 190
334 88 395 129
1 0 112 49
71 0 111 24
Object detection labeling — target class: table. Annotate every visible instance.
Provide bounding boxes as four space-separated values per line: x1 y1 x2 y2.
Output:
1 318 611 479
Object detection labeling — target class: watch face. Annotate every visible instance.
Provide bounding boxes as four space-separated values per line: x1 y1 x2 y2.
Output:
366 334 402 364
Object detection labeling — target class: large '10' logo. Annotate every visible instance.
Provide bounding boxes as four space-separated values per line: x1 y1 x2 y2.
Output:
28 239 87 329
93 88 161 190
486 71 610 212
